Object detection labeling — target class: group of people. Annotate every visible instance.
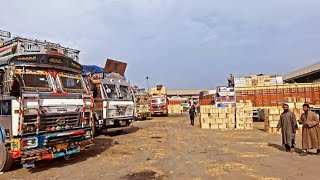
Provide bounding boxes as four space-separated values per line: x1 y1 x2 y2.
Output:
277 103 320 156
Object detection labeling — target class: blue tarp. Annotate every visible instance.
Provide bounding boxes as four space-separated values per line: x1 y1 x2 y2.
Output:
82 65 104 76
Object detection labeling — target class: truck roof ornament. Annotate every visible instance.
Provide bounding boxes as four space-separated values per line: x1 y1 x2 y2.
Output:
0 30 11 38
0 29 80 62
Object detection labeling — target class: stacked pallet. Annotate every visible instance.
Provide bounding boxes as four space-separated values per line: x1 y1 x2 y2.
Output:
234 75 283 87
200 105 235 130
236 101 254 130
150 85 166 95
264 107 303 134
168 105 182 114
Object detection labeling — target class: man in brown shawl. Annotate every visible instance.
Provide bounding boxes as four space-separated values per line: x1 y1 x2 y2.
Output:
299 104 320 156
277 104 298 152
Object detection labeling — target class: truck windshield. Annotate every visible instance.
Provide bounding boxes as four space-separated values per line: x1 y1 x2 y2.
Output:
119 85 132 100
58 72 84 93
151 98 166 104
104 84 119 99
15 69 52 91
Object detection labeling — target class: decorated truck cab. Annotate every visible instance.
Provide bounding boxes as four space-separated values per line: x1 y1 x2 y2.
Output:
0 31 93 171
89 72 135 134
84 59 135 135
135 93 151 120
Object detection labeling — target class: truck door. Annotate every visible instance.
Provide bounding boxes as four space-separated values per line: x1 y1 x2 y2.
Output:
93 84 104 120
0 70 12 141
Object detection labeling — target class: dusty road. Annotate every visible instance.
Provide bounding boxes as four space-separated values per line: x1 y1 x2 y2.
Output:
2 114 319 180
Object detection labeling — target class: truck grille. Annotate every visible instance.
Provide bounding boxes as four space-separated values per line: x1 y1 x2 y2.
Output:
152 105 163 111
40 113 80 130
23 112 89 132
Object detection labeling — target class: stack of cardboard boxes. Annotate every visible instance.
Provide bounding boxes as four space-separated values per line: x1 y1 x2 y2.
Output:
168 105 182 114
200 101 253 130
200 105 235 130
264 105 304 134
234 75 283 87
236 101 254 130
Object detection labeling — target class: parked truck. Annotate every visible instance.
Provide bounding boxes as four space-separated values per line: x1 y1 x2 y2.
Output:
84 62 135 135
0 30 93 171
150 85 168 116
135 93 151 120
215 86 236 108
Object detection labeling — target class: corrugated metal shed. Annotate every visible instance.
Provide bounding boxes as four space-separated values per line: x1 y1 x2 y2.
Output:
167 89 205 96
283 62 320 82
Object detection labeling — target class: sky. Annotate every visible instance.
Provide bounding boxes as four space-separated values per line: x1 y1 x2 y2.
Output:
1 0 320 89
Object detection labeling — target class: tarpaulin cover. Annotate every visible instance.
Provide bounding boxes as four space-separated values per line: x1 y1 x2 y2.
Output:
82 65 105 76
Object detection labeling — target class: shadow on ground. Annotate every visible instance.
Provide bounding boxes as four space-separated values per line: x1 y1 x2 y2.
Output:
268 143 303 154
27 137 113 173
105 126 141 137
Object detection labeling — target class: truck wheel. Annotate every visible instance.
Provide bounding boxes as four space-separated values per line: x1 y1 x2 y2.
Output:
93 121 101 137
0 142 14 172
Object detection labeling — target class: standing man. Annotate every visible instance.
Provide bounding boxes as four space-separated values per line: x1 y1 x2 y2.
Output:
299 104 320 156
277 104 298 152
180 105 183 114
227 74 235 87
189 105 196 126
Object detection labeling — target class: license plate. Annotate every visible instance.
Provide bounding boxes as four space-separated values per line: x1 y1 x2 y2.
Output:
55 143 68 151
120 120 126 126
106 120 114 125
57 108 67 113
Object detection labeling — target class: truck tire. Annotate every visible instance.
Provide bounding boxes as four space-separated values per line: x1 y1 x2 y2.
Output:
0 142 14 172
93 120 101 137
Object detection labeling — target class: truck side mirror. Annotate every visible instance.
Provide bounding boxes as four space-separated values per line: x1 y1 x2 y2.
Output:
10 78 20 97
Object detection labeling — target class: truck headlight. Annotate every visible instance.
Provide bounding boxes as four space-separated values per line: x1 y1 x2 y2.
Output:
22 137 38 149
85 131 92 138
23 124 37 134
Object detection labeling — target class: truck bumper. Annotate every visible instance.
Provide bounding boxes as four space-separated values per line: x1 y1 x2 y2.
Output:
97 118 134 130
18 128 93 163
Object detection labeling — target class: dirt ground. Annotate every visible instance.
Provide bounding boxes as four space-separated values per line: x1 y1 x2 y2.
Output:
2 114 320 180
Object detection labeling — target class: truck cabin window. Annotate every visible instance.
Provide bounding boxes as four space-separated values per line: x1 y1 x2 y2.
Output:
104 84 118 99
15 69 51 92
119 85 132 99
59 73 84 93
152 98 165 104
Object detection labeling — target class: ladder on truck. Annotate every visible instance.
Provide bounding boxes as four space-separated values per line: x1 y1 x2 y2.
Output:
19 94 41 135
81 94 93 128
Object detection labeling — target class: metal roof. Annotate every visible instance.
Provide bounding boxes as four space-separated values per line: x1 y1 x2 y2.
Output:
283 62 320 82
167 89 205 96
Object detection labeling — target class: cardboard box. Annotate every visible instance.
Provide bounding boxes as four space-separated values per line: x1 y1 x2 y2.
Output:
201 123 210 129
211 124 219 129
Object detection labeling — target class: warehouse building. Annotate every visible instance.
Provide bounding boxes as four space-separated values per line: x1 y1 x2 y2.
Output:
283 62 320 83
167 89 205 102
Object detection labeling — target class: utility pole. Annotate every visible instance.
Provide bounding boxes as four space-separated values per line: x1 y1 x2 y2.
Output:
146 76 150 93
